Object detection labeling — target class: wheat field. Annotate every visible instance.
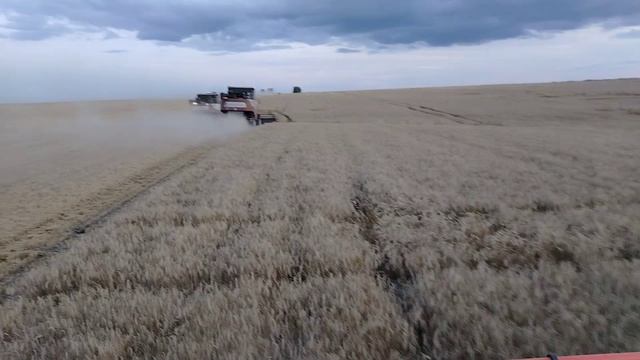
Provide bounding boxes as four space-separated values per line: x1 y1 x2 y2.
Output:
0 100 248 278
1 79 640 359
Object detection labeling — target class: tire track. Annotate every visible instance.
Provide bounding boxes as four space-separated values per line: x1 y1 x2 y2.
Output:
350 179 425 357
410 105 484 125
345 92 484 125
272 110 294 122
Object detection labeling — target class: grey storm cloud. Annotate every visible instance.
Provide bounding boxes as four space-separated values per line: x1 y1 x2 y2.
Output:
336 48 361 54
1 13 77 40
2 0 640 50
616 29 640 39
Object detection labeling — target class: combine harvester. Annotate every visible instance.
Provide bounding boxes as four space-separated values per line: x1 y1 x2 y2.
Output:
220 86 276 126
189 92 220 111
520 352 640 360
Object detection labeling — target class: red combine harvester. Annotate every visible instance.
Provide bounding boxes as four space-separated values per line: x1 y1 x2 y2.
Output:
519 352 640 360
220 86 276 126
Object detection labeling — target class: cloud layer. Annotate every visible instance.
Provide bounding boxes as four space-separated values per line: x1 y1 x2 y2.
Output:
2 0 640 50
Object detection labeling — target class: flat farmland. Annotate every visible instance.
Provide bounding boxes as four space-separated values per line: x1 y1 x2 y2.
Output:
1 79 640 359
0 100 248 277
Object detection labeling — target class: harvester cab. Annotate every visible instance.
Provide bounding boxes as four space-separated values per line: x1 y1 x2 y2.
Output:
227 87 255 100
190 92 219 106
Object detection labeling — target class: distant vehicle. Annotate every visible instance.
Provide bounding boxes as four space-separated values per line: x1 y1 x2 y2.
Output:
190 92 219 106
220 86 276 125
293 86 302 93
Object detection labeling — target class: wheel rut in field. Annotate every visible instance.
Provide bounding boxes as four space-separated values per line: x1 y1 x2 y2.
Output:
272 110 294 122
350 179 425 356
355 92 484 125
405 104 484 125
351 182 380 250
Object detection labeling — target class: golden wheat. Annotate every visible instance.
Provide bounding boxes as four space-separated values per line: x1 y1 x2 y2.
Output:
2 80 640 359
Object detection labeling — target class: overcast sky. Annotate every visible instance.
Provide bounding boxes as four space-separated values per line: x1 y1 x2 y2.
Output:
1 0 639 103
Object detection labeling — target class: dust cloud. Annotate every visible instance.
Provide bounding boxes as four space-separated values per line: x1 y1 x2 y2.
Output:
73 105 251 146
0 100 253 253
0 100 250 187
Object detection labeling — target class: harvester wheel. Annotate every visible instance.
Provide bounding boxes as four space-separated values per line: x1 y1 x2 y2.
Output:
221 110 228 114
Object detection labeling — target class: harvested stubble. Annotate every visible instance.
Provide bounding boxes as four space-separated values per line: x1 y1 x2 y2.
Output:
2 79 640 359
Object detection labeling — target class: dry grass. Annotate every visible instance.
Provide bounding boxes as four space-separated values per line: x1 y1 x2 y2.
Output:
0 100 248 278
1 79 640 359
